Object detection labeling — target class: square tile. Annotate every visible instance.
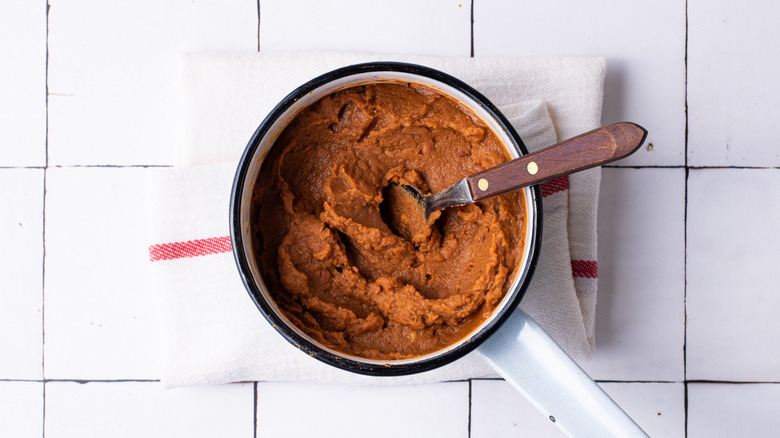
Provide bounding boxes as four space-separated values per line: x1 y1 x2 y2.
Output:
688 1 780 166
0 0 46 167
688 383 780 437
687 169 780 381
44 167 163 380
260 0 470 56
474 0 686 166
47 0 258 166
471 380 684 437
0 381 43 437
0 169 44 380
257 382 469 437
581 168 685 381
44 381 253 438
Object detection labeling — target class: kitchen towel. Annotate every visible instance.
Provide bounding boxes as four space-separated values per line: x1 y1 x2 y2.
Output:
147 52 605 387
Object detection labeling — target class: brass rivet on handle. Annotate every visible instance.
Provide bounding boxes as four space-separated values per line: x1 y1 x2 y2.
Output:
477 178 489 191
527 161 539 175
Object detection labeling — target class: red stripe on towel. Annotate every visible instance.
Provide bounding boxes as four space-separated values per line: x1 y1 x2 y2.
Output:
540 176 569 197
149 236 232 261
571 260 598 278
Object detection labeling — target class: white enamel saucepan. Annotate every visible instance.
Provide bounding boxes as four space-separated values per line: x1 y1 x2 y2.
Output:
230 62 650 437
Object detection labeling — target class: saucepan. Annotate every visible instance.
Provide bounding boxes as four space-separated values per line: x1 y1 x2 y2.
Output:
230 62 649 437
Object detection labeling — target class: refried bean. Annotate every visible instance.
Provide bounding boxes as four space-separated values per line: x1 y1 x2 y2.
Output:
251 82 526 360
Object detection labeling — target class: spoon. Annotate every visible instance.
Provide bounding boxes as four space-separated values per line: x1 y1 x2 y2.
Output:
391 122 647 223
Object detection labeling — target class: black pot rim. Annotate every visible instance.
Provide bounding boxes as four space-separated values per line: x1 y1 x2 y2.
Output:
230 61 544 376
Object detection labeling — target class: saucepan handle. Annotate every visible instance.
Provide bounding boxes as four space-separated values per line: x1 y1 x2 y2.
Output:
475 308 649 438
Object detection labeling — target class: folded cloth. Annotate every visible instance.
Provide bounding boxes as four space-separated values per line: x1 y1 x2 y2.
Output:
147 52 605 388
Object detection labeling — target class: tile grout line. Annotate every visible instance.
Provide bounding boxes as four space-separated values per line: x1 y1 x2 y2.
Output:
253 382 258 438
683 0 690 436
683 169 690 437
467 379 472 438
256 0 261 52
687 380 780 385
470 0 475 57
42 0 51 436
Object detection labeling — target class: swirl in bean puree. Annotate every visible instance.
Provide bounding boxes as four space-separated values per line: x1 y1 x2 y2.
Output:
252 83 525 359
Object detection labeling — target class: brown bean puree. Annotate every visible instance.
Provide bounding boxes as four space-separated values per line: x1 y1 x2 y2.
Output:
251 82 526 360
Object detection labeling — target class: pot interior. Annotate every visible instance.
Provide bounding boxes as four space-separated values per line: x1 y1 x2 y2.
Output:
232 64 541 373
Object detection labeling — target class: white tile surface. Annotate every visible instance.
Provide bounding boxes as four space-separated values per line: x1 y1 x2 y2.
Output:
260 0 471 56
688 383 780 437
0 0 47 167
3 1 779 436
44 382 253 438
0 169 43 380
0 381 43 437
47 0 258 166
687 169 780 381
581 168 685 381
474 0 685 167
257 382 469 438
688 1 780 166
44 167 162 380
471 380 684 438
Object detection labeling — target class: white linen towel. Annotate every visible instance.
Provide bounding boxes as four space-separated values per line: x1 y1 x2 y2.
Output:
147 52 605 387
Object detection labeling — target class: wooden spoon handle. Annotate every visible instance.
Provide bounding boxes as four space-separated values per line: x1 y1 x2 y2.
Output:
467 122 647 201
